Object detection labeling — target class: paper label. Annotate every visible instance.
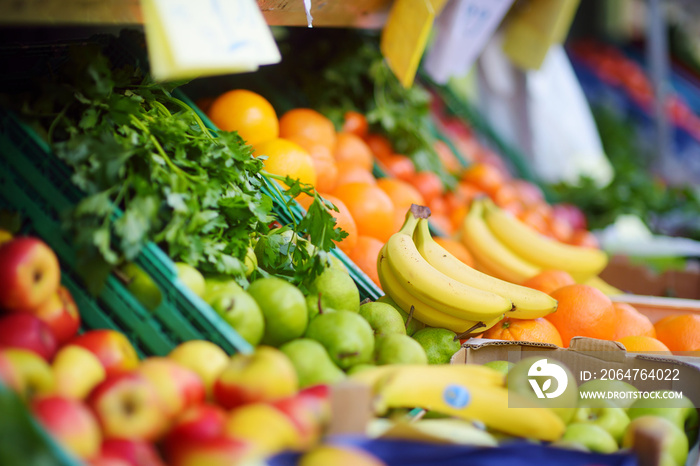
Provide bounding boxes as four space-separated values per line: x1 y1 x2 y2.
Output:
423 0 514 84
380 0 435 89
142 0 281 81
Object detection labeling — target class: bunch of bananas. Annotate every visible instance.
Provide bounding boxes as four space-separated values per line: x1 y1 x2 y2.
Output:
459 198 609 285
351 364 565 441
377 205 559 336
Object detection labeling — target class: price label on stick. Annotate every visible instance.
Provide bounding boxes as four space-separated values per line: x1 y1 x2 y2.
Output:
423 0 514 84
142 0 281 82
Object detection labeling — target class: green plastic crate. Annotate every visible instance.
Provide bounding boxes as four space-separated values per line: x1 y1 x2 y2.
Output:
0 109 253 357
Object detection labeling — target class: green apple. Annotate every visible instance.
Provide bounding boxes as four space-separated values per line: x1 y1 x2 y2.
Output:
623 416 689 466
561 423 618 453
175 262 206 298
578 379 639 410
506 357 579 424
209 289 265 346
572 399 630 444
627 390 699 445
483 360 515 376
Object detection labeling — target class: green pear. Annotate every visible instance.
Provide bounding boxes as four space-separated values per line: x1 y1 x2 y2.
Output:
374 334 428 365
175 262 206 298
329 256 348 273
578 379 638 410
623 416 689 466
305 310 374 370
209 288 265 346
627 390 699 445
203 275 243 300
346 363 376 375
376 295 425 335
572 399 630 444
483 360 515 376
307 268 360 313
561 423 618 454
243 246 257 277
247 277 308 347
279 338 346 388
120 262 162 311
411 328 461 365
359 302 406 337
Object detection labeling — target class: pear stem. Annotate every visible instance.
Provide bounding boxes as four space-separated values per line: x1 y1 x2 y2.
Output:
405 305 415 331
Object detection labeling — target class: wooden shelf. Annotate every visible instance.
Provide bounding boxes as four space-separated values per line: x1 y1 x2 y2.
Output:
0 0 392 29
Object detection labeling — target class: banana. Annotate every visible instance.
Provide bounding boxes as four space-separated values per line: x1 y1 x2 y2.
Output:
349 363 506 389
373 365 566 442
384 210 512 321
460 199 541 283
581 275 623 296
482 199 608 281
414 218 558 319
378 252 504 334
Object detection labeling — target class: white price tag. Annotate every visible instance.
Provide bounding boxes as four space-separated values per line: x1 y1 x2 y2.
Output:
142 0 281 81
423 0 514 84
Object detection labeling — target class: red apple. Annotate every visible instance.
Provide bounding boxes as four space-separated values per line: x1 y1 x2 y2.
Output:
28 286 81 345
162 403 227 461
167 437 253 466
99 438 166 466
88 455 130 466
0 349 22 392
88 372 168 441
52 345 106 399
31 395 102 459
213 346 298 409
137 357 205 418
69 330 139 377
0 313 57 360
223 403 301 456
0 237 60 311
271 385 332 449
167 340 229 399
0 348 54 399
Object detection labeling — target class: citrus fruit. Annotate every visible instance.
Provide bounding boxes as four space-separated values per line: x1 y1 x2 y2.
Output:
433 237 474 267
322 194 358 255
381 154 415 181
333 132 374 170
433 140 461 174
376 178 425 231
365 134 393 162
483 317 563 346
254 138 316 188
207 90 279 146
654 314 700 351
428 214 455 236
342 111 369 139
610 302 655 340
409 171 444 205
333 162 377 188
461 163 507 196
348 236 384 289
279 108 336 152
546 284 616 347
294 143 337 194
332 182 395 242
616 336 671 353
567 230 600 249
521 270 575 295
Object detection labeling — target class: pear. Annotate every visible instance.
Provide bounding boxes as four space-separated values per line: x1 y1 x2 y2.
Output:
120 262 162 311
209 288 265 346
376 295 425 335
411 328 461 364
174 262 206 298
374 334 428 365
307 268 360 313
346 363 376 376
279 338 346 388
202 275 243 300
305 310 374 370
247 277 308 347
359 302 406 336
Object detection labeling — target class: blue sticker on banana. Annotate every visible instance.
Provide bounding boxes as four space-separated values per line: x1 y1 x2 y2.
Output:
443 384 470 408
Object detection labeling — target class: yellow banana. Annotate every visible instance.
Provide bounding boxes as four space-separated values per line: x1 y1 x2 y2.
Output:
374 365 566 442
482 199 608 281
385 210 512 321
349 363 506 389
414 218 558 319
581 275 623 296
377 250 504 335
460 199 541 283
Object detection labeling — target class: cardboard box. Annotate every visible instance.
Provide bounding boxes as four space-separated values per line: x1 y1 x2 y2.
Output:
600 256 700 299
452 337 700 466
611 294 700 324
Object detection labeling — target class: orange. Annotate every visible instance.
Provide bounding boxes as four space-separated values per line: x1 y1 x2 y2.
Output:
610 302 655 340
449 205 469 231
548 216 574 243
208 90 279 146
332 182 395 243
348 236 384 289
521 270 575 295
333 162 377 188
492 184 519 208
461 163 507 196
546 284 616 347
434 237 474 268
376 178 425 232
616 336 671 354
365 134 394 162
303 144 338 194
253 138 316 188
409 171 444 205
428 214 455 236
295 193 358 255
342 111 368 139
568 230 600 249
428 196 447 218
433 140 461 174
333 132 374 171
654 314 700 351
381 154 415 181
483 317 563 346
511 180 544 207
518 207 551 236
279 108 336 152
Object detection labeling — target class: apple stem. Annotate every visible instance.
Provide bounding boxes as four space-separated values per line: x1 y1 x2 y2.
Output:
453 321 487 341
406 305 415 330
